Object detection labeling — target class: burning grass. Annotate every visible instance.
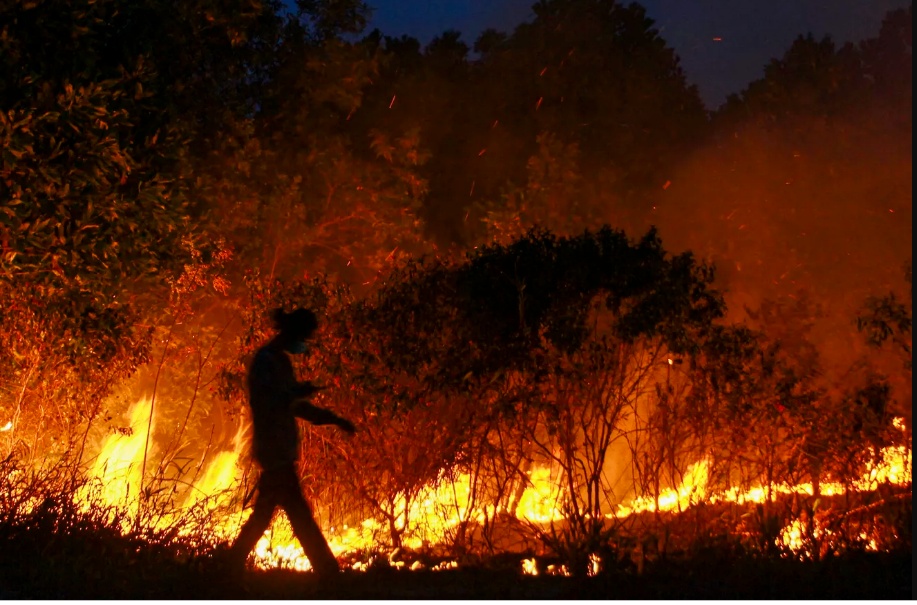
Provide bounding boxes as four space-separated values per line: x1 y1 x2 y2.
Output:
0 392 910 599
0 461 909 599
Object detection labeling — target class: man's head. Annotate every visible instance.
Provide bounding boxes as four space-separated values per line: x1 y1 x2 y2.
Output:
271 307 318 353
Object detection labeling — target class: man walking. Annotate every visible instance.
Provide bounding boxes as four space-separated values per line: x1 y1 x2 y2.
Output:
230 307 355 576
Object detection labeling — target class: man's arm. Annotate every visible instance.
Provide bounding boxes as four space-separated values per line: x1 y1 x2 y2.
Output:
291 381 325 399
292 400 356 434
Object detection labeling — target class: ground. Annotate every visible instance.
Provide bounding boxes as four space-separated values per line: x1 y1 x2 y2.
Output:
1 550 910 599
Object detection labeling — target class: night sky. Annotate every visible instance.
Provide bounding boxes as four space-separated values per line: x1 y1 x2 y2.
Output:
363 0 912 109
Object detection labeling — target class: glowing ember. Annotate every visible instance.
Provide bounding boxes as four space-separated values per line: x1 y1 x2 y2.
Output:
546 563 571 576
779 517 809 552
779 516 880 555
588 553 601 577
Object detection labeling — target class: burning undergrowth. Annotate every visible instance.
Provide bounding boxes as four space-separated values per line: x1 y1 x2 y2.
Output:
0 229 910 599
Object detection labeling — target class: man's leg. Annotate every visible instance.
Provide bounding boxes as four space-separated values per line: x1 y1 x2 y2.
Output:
229 474 278 569
275 468 340 576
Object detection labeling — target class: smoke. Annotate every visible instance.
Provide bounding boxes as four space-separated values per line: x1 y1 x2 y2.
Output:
637 105 911 378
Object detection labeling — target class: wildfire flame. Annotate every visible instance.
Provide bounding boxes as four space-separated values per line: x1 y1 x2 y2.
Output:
614 459 709 516
76 399 913 571
80 397 155 517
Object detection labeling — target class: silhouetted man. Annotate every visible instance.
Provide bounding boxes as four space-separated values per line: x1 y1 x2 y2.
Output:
229 307 355 576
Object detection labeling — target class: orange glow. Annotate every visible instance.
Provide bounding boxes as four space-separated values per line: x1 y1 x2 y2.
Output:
614 459 709 516
82 397 155 518
72 399 912 571
515 465 565 523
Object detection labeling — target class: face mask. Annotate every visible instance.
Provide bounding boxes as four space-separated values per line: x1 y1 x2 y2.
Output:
288 340 308 355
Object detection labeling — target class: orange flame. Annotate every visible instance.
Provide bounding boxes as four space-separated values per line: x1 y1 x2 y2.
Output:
78 400 912 571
